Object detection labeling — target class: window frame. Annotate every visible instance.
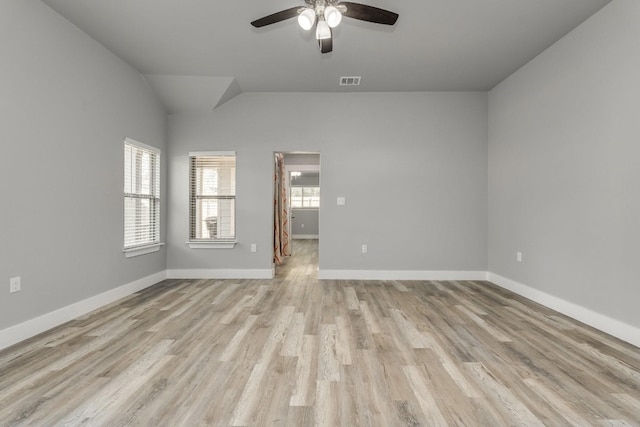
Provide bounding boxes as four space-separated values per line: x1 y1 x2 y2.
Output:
290 186 320 208
123 138 162 258
188 151 237 249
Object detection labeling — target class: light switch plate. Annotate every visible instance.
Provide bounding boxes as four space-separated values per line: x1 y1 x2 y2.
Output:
337 197 346 206
10 276 21 293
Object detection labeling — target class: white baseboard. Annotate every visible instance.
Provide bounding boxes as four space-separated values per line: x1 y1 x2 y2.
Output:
488 272 640 348
317 270 489 281
166 269 274 280
292 235 319 240
0 270 167 351
4 268 636 351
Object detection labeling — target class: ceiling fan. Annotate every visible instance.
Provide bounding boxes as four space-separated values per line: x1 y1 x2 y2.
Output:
251 0 398 54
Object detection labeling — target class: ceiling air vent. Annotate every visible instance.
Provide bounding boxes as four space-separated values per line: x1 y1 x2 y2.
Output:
340 76 361 86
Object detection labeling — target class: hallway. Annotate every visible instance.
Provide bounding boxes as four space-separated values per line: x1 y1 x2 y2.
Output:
275 239 319 280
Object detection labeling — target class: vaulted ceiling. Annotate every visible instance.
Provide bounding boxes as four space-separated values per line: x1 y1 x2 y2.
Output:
42 0 612 112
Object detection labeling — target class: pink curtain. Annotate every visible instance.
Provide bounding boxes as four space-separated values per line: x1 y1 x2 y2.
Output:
274 154 290 264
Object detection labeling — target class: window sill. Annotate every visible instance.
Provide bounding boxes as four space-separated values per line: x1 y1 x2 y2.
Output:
124 243 164 258
188 241 237 249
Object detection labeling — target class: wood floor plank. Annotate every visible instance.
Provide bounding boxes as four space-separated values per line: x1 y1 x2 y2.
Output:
254 355 298 426
359 300 382 335
219 315 259 362
343 286 360 311
229 361 270 426
335 315 353 365
413 349 482 426
355 349 402 426
280 312 305 357
402 365 448 426
1 239 639 425
289 335 318 407
465 362 545 426
318 324 340 381
61 340 175 426
524 377 592 425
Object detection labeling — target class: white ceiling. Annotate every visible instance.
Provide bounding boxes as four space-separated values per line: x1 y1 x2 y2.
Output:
42 0 612 112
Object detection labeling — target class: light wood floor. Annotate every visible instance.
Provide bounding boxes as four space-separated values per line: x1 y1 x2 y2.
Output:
1 239 639 426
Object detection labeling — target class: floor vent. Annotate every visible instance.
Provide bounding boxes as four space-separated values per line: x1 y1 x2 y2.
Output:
340 76 361 86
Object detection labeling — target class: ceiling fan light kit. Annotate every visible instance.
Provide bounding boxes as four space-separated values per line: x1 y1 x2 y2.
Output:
315 18 332 40
297 8 316 30
251 1 398 54
324 6 343 28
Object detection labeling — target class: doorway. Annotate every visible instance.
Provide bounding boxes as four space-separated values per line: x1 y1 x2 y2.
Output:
274 152 320 278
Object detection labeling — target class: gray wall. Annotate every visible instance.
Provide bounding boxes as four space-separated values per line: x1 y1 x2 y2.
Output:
488 0 640 328
284 153 320 166
167 92 488 272
290 172 320 187
291 209 319 237
0 1 167 330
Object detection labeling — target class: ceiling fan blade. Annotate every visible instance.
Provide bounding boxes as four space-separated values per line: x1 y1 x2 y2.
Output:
340 2 398 25
319 31 333 54
251 7 302 28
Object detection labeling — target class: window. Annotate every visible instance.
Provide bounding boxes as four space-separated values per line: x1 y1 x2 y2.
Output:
290 186 320 208
189 152 236 247
124 138 161 256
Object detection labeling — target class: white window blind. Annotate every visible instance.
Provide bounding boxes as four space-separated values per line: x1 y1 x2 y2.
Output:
189 152 236 242
291 186 320 208
124 139 160 250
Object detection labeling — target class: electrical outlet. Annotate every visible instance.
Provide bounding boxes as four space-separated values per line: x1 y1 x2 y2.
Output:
337 197 346 206
301 224 304 228
10 276 21 293
251 244 257 253
516 251 523 262
361 244 368 254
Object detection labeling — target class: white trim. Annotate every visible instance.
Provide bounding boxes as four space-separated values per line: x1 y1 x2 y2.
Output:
167 269 274 280
0 270 167 351
285 164 320 173
125 137 160 154
292 234 319 240
3 268 636 350
124 242 164 258
317 270 489 281
189 150 235 157
488 273 640 348
187 241 237 249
